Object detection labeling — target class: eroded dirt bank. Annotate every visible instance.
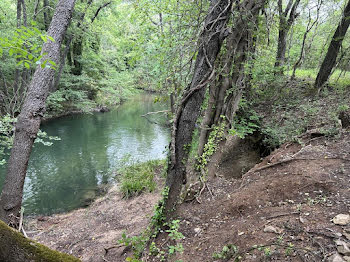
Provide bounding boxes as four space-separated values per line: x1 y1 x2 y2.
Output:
173 131 350 262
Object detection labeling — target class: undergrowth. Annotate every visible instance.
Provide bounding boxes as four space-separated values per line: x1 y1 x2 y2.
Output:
119 186 185 261
117 158 166 198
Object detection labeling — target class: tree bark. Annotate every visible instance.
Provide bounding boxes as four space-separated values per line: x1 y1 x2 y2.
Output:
274 0 300 69
165 0 233 213
315 0 350 89
0 220 80 262
0 0 76 225
165 0 266 215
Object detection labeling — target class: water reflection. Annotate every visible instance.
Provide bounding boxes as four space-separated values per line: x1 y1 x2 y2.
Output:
0 94 170 214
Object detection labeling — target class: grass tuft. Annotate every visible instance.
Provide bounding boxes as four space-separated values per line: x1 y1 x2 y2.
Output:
118 159 165 198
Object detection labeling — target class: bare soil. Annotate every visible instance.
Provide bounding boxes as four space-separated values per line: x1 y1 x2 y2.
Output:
26 183 163 262
26 131 350 262
173 131 350 262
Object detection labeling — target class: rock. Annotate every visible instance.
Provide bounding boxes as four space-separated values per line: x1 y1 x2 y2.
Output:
81 190 96 207
263 225 283 234
194 228 201 234
329 253 346 262
335 240 350 255
344 233 350 241
333 214 350 225
343 256 350 262
99 106 110 113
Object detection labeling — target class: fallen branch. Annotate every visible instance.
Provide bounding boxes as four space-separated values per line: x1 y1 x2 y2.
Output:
252 157 350 173
104 244 124 254
141 110 169 117
266 211 300 220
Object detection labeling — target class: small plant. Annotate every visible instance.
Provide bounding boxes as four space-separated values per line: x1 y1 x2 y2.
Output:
119 231 149 260
212 244 240 260
196 118 226 171
285 243 294 256
151 186 169 230
263 247 271 257
253 245 273 259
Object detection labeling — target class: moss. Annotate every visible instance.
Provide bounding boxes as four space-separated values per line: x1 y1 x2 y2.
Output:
0 220 80 262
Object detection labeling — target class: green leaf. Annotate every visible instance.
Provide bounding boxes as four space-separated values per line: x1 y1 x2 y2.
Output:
40 35 47 42
47 35 55 42
24 62 30 69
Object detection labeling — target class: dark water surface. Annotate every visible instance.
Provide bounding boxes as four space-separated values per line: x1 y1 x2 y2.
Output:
0 94 170 215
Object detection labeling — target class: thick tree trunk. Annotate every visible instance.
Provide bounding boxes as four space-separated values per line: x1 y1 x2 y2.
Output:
165 0 233 213
0 220 80 262
0 0 76 225
165 0 266 215
315 0 350 89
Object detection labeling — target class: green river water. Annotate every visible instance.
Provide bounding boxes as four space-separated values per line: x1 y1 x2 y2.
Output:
0 94 170 215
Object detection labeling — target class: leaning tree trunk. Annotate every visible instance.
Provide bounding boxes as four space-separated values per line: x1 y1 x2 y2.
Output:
165 0 233 213
0 220 80 262
315 0 350 90
0 0 76 225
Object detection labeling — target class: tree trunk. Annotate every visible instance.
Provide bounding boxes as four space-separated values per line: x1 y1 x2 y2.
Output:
165 0 266 215
165 0 233 213
275 0 300 70
71 38 83 76
0 0 76 225
43 0 50 31
315 0 350 89
0 220 80 262
51 35 73 92
197 82 218 157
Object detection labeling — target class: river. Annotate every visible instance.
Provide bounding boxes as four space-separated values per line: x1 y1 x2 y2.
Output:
0 93 170 215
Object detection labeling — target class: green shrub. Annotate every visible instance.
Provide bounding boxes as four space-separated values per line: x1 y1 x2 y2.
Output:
118 159 165 198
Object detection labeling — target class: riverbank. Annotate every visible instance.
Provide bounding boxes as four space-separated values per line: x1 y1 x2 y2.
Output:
26 179 164 261
42 106 112 122
24 131 350 262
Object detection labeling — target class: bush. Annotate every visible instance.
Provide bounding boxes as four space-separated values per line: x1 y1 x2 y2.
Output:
118 159 165 198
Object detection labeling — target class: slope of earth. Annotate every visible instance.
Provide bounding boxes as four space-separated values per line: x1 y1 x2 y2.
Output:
173 131 350 262
26 181 163 262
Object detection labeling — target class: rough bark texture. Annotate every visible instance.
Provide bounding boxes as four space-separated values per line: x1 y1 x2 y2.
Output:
165 0 233 213
0 0 76 225
274 0 300 69
0 220 80 262
314 0 350 89
165 0 266 215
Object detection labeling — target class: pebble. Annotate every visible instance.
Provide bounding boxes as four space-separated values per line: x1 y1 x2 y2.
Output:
328 253 346 262
335 240 350 256
344 233 350 241
333 214 350 225
263 225 283 234
194 227 201 234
